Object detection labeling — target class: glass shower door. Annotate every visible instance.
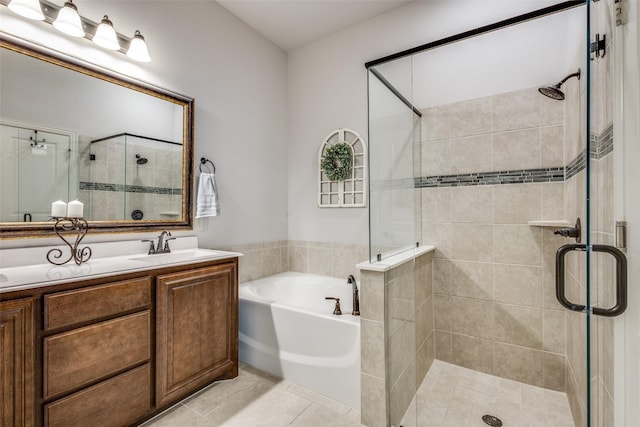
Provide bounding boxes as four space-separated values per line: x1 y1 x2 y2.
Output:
556 1 628 426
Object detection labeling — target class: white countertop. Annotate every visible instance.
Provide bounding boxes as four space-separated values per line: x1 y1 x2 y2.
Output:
356 245 435 272
0 236 242 293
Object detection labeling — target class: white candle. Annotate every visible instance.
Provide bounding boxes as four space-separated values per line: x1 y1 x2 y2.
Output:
66 200 84 218
51 200 67 218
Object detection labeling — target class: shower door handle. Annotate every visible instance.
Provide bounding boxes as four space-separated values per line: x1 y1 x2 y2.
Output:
555 244 628 317
591 244 627 317
555 244 587 312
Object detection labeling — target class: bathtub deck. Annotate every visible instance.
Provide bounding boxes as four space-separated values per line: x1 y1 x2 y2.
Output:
141 363 364 426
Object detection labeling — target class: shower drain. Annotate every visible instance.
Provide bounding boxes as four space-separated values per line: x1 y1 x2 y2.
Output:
482 414 503 427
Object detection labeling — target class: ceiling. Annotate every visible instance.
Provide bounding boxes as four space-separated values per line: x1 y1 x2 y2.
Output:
216 0 413 51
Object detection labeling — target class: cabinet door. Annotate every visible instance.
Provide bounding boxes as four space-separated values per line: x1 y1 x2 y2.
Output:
1 298 34 427
156 263 238 407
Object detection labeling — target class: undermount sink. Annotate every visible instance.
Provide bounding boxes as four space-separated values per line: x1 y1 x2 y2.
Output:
128 249 223 265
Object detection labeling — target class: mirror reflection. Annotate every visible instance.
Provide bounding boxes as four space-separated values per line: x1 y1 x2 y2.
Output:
0 39 193 236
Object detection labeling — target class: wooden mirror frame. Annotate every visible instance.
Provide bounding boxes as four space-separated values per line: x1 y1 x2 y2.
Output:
0 34 194 239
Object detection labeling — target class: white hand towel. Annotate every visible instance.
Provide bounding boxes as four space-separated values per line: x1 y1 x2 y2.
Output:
195 172 220 218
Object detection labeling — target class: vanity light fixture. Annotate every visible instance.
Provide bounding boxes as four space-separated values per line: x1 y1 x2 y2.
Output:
92 15 119 50
7 0 44 20
52 0 84 37
2 0 152 62
126 30 150 62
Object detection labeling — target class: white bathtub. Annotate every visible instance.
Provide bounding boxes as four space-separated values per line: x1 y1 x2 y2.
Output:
238 272 360 409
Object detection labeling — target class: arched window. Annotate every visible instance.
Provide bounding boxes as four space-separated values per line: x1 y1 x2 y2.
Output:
318 128 367 208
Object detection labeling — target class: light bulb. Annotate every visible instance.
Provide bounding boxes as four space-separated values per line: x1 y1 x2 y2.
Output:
8 0 44 20
93 15 120 50
127 30 151 62
53 0 84 38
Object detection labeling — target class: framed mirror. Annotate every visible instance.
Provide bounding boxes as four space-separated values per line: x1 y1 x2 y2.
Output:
0 34 194 238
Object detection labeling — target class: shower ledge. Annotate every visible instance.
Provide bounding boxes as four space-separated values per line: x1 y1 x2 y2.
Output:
528 220 573 228
356 245 435 272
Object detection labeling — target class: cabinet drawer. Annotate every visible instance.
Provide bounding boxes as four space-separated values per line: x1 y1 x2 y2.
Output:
44 311 150 399
44 364 151 427
44 276 151 331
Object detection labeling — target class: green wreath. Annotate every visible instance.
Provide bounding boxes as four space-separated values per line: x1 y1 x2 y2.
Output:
321 143 353 181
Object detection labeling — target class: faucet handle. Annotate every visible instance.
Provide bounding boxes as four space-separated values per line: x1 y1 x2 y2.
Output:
325 297 342 315
163 237 176 252
141 239 156 255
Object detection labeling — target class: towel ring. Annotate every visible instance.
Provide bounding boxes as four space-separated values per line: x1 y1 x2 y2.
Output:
199 157 216 174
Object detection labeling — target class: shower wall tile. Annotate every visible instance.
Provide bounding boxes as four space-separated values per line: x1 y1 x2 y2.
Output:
451 333 494 375
541 125 565 168
449 134 493 174
493 264 542 307
433 258 452 295
450 186 492 223
451 296 493 340
543 352 566 391
449 97 492 138
540 94 565 126
421 222 452 259
361 319 385 378
450 261 493 301
361 373 386 427
421 85 570 393
434 293 452 331
452 224 493 262
421 187 451 223
542 182 565 221
360 270 385 322
421 105 450 142
492 128 541 171
494 342 544 387
493 303 543 349
493 225 542 266
543 309 566 354
493 184 542 224
421 140 450 176
434 330 453 362
492 88 540 132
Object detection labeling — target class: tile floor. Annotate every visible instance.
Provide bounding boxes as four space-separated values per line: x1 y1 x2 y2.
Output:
143 360 575 427
141 363 364 427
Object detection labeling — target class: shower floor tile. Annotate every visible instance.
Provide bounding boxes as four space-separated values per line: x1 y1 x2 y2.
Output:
401 360 575 427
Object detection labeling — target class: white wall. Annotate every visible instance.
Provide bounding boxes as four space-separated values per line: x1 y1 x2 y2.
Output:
286 0 578 245
0 0 288 249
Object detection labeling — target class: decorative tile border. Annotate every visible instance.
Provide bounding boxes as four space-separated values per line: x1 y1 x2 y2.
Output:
80 181 182 195
417 124 614 187
415 168 565 188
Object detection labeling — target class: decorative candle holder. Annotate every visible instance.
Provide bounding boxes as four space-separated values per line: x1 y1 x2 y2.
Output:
47 217 92 266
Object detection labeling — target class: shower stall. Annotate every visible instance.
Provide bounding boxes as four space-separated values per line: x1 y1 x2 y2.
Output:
365 1 637 426
80 133 183 221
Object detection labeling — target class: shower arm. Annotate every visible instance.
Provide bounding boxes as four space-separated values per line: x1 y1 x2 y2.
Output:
558 70 581 86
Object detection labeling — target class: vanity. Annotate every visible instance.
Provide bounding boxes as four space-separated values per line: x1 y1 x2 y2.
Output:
0 237 240 427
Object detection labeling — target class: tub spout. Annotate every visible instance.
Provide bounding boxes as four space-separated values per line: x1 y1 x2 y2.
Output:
347 275 360 316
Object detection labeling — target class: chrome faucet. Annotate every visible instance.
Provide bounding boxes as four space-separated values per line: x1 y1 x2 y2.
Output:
347 274 360 316
142 230 174 255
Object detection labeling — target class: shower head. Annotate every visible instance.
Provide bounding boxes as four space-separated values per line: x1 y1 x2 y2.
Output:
135 154 148 165
538 84 565 100
538 68 581 101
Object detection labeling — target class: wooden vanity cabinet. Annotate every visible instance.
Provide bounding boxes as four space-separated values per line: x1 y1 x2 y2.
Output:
156 262 238 407
0 256 238 427
0 297 35 427
42 277 153 427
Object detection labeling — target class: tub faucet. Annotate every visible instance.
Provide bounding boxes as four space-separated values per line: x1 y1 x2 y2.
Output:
347 275 360 316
